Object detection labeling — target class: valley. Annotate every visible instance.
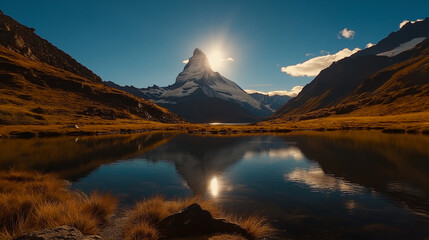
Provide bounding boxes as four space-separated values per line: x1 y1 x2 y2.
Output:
1 4 429 240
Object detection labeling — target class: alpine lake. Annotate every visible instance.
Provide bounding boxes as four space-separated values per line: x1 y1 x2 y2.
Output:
1 131 429 240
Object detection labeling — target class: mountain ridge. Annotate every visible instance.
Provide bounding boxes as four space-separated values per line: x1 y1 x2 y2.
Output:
0 10 101 83
272 18 429 120
0 11 184 127
109 48 273 123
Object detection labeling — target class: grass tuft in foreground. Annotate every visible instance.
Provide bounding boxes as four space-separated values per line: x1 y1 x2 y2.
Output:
124 195 276 240
0 170 117 240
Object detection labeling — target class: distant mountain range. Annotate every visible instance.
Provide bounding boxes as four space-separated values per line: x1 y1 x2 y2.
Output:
107 48 290 123
246 91 291 112
272 18 429 120
0 10 183 125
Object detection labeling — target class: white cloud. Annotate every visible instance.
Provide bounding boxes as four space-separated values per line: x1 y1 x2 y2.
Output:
366 42 375 48
320 50 330 55
245 85 303 97
281 48 360 77
305 53 314 57
399 19 423 28
219 57 235 62
182 59 189 64
338 28 355 39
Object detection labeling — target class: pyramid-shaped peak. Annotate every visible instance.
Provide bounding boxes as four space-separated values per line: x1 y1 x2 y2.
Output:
193 48 205 56
176 48 215 83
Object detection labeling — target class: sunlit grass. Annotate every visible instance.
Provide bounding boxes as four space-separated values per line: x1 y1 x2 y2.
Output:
0 170 117 239
124 195 276 240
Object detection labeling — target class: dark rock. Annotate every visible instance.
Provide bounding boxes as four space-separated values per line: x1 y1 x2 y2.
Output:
38 131 62 137
31 107 45 114
13 225 102 240
9 131 36 138
382 128 406 134
157 203 253 239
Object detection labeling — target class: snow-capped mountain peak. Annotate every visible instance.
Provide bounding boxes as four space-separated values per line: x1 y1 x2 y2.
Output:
176 48 216 83
135 48 273 122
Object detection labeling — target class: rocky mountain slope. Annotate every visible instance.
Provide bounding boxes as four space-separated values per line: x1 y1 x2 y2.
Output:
247 92 291 111
0 10 101 82
0 11 183 126
272 18 429 120
107 48 272 123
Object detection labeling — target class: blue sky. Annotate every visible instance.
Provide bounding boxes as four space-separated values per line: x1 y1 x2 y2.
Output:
1 0 428 93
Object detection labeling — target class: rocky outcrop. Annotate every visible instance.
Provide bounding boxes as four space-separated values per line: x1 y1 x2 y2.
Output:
157 204 253 239
13 226 102 240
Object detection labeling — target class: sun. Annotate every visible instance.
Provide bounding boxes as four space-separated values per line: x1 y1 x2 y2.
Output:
206 48 225 72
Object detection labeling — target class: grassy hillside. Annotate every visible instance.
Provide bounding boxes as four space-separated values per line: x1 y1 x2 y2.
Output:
269 38 429 124
0 46 183 128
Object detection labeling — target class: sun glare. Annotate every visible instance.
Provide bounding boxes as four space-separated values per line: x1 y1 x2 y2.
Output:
206 48 225 72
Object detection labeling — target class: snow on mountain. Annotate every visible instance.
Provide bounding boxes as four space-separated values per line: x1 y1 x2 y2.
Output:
377 37 426 57
139 48 271 118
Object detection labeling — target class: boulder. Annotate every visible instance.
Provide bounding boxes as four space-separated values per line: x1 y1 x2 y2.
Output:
13 226 102 240
157 203 253 239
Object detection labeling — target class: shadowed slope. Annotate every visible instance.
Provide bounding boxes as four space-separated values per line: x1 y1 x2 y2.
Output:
272 18 429 120
0 10 101 82
0 45 183 125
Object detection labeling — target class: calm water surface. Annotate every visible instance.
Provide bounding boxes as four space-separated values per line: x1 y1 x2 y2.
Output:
1 131 429 239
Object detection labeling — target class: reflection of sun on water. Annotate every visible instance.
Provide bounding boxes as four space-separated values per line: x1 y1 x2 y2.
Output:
210 177 219 196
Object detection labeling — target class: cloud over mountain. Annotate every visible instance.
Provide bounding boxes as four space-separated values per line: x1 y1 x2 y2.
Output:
245 85 303 97
281 48 360 77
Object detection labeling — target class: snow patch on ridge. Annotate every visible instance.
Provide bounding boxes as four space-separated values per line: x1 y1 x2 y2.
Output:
377 37 426 57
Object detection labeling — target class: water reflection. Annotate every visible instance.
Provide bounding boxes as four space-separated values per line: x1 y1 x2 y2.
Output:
2 131 429 239
138 135 294 195
210 177 219 197
0 132 177 180
285 166 363 194
243 146 304 161
285 132 429 216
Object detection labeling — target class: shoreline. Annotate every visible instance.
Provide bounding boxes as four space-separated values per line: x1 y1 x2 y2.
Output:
1 112 429 139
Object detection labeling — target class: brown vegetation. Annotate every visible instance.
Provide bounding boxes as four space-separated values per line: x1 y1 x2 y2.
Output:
123 195 276 240
0 170 117 240
0 45 183 128
0 172 275 240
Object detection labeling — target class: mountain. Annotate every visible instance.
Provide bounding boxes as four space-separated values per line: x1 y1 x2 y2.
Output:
0 10 183 126
0 10 101 83
107 48 272 123
272 18 429 120
331 37 429 116
247 91 291 111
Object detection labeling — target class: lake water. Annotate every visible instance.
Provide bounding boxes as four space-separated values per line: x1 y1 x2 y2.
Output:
1 131 429 239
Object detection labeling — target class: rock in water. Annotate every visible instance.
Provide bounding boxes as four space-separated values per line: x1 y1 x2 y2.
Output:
13 225 102 240
157 203 253 239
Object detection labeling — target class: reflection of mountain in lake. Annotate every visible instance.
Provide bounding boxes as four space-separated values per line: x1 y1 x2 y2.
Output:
140 135 295 195
0 132 177 180
282 132 429 216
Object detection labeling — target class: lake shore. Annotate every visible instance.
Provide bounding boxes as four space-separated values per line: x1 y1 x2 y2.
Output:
1 112 429 138
0 170 275 240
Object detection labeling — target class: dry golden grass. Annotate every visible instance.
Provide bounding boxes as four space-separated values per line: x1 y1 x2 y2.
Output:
209 234 247 240
123 195 275 240
2 110 429 139
226 215 276 239
0 170 117 240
